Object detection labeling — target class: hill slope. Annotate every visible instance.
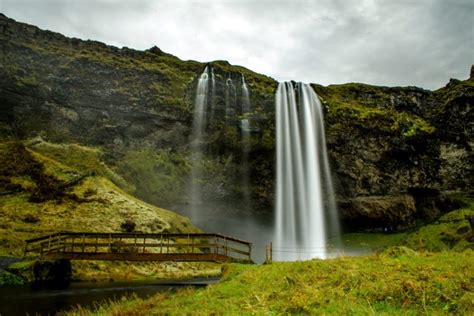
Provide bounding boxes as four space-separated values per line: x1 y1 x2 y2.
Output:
0 140 198 257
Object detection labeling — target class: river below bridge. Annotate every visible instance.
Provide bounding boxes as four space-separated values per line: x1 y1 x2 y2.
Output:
0 277 219 315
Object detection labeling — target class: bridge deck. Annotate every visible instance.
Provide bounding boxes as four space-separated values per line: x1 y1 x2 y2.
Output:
24 232 252 263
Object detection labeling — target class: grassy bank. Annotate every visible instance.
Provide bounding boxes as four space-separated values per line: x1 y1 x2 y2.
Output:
67 250 473 315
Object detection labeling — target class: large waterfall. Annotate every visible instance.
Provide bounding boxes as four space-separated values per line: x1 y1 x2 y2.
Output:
189 66 210 220
274 82 340 261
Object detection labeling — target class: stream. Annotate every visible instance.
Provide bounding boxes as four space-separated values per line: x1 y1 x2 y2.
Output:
0 277 219 315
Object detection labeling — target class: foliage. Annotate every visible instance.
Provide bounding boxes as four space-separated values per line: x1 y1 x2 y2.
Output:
0 270 26 286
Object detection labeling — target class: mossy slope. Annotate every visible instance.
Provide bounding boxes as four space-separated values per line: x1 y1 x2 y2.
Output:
67 250 473 315
0 141 198 257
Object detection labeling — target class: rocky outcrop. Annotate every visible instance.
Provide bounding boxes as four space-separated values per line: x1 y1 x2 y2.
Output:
0 14 472 231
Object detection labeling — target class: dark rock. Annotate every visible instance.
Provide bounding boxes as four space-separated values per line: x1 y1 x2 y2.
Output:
33 259 71 283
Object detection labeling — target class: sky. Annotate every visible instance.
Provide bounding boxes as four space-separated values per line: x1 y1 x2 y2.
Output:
1 0 473 89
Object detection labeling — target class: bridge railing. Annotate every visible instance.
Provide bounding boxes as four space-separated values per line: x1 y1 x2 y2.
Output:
24 232 252 262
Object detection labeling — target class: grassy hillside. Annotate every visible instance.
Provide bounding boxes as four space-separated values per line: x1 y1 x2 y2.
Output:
67 249 473 315
0 140 220 282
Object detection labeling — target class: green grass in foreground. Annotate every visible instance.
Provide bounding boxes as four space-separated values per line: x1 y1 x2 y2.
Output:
67 250 473 315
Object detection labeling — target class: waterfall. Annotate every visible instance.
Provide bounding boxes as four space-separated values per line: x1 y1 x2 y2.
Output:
189 66 210 220
209 68 216 125
274 82 340 261
240 74 251 210
225 75 236 123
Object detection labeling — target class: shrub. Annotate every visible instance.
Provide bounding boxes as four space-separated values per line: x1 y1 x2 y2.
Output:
23 214 40 223
120 219 136 233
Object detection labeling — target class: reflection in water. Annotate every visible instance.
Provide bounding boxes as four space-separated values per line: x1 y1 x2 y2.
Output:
0 278 217 316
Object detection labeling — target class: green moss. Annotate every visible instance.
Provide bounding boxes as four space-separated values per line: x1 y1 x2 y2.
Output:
68 251 474 315
116 148 190 205
27 139 132 191
315 83 436 138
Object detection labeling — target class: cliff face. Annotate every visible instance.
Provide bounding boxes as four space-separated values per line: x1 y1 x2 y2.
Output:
0 14 472 231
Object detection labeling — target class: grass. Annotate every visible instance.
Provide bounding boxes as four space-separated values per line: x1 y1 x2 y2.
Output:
64 199 474 314
66 250 474 315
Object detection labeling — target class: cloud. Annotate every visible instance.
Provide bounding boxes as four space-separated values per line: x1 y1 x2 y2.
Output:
1 0 472 89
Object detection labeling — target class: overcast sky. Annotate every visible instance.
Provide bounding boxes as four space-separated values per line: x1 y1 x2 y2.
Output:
1 0 473 89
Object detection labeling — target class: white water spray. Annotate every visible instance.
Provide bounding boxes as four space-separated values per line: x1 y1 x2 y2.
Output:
274 82 340 261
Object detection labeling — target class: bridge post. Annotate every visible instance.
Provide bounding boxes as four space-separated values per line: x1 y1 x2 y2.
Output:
224 237 228 256
142 237 146 253
214 236 218 254
160 234 163 254
187 234 190 253
134 234 137 252
47 235 51 254
62 235 67 253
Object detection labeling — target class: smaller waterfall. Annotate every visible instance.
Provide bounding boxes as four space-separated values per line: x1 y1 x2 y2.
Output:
240 74 251 211
241 74 250 113
225 75 236 123
274 82 340 261
209 68 216 125
189 66 210 220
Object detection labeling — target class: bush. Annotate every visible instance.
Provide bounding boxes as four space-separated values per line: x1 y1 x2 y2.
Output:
120 219 136 233
23 214 40 223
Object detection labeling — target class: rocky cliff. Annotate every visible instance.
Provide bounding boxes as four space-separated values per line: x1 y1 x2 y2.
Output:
1 14 472 231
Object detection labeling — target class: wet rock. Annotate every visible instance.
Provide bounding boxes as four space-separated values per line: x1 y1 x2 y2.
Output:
33 259 71 283
339 195 417 230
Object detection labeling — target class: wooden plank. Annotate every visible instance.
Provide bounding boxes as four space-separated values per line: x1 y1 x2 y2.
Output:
24 231 253 262
45 252 231 262
27 232 250 244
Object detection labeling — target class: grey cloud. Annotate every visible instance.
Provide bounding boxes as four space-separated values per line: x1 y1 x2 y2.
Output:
1 0 472 89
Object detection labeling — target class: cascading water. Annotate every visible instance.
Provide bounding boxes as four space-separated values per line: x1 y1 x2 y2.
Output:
240 74 251 210
225 75 236 122
209 68 216 125
189 66 210 220
274 82 340 261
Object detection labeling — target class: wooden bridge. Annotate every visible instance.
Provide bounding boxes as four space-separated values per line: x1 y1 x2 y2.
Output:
24 232 252 263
